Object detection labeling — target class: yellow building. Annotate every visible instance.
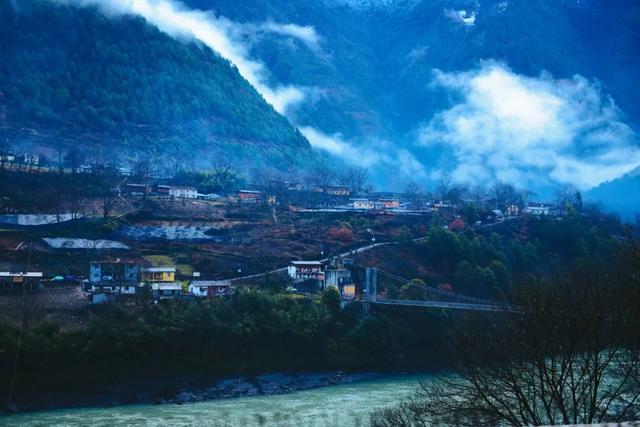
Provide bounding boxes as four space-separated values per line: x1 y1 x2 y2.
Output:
143 267 176 283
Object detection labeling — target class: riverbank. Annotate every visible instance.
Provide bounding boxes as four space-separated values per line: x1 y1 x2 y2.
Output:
3 374 428 426
3 371 388 414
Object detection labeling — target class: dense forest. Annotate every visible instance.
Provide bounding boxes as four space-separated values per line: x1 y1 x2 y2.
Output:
0 0 312 171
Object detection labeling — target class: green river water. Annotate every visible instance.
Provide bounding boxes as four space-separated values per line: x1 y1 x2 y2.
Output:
1 375 428 427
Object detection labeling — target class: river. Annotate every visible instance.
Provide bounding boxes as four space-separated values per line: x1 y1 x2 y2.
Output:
2 375 426 427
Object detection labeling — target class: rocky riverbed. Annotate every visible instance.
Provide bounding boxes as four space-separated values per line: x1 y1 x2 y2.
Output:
4 372 384 414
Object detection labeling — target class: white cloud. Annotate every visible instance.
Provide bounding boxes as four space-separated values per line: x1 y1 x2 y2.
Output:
300 127 427 182
256 22 321 51
420 62 640 190
59 0 309 114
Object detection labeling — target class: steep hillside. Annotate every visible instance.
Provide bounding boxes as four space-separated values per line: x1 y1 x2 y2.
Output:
586 168 640 220
0 0 312 171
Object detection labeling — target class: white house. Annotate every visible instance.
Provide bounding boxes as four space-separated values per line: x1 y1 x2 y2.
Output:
169 186 198 199
91 283 138 295
524 203 553 216
351 198 375 210
189 280 233 297
288 261 324 282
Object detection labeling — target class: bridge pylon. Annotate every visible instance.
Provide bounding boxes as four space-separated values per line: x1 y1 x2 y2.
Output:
365 267 377 302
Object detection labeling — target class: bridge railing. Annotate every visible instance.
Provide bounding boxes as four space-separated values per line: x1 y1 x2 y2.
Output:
366 267 514 312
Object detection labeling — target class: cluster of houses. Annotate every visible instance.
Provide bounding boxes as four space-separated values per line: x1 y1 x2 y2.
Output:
88 260 232 304
493 202 559 219
0 153 40 166
120 183 218 200
87 255 358 304
287 257 356 298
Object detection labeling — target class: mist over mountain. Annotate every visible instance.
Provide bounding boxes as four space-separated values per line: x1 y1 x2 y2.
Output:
193 0 640 198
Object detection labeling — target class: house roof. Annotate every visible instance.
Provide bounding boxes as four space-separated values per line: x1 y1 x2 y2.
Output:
144 267 176 273
291 261 323 266
151 283 182 290
43 238 130 250
527 202 554 208
191 280 232 287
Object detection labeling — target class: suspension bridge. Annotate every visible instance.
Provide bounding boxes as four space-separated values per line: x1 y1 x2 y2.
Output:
363 267 514 312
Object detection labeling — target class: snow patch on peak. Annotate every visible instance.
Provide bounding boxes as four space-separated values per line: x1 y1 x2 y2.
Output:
445 9 477 26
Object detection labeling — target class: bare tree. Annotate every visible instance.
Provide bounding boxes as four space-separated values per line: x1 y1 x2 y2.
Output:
404 182 424 208
64 148 85 174
436 173 452 202
492 182 523 208
554 184 582 214
341 167 369 195
372 270 640 426
306 160 337 189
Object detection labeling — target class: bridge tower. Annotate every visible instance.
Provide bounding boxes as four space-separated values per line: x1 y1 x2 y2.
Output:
365 267 377 302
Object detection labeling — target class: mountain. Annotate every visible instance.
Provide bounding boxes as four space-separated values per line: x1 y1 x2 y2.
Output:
586 167 640 221
0 0 312 172
193 0 640 192
199 0 640 137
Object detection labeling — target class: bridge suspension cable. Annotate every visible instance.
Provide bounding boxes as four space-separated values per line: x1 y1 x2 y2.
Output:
365 267 516 312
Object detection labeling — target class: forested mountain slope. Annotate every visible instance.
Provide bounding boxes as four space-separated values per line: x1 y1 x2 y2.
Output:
0 0 312 171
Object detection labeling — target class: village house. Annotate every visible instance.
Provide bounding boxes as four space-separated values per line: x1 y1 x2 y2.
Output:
151 283 183 301
351 198 375 210
237 190 262 203
324 186 350 197
524 202 553 216
266 194 277 205
155 184 172 196
287 182 303 191
288 261 324 283
324 257 355 297
89 260 141 300
379 198 400 209
22 153 39 165
189 280 233 297
506 204 520 217
0 154 15 163
169 186 198 199
143 267 176 283
122 183 150 197
0 271 43 290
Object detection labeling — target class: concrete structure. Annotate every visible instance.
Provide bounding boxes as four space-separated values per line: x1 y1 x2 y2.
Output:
22 153 39 165
324 257 355 297
143 267 176 283
506 204 520 216
324 186 350 196
351 198 375 210
287 182 303 191
189 280 233 297
288 261 324 282
379 198 400 209
169 186 198 199
122 183 150 196
89 260 141 298
524 202 553 216
238 190 261 203
0 272 43 289
152 283 183 300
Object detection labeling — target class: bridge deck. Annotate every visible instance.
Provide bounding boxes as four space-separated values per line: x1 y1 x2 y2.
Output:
373 298 514 312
